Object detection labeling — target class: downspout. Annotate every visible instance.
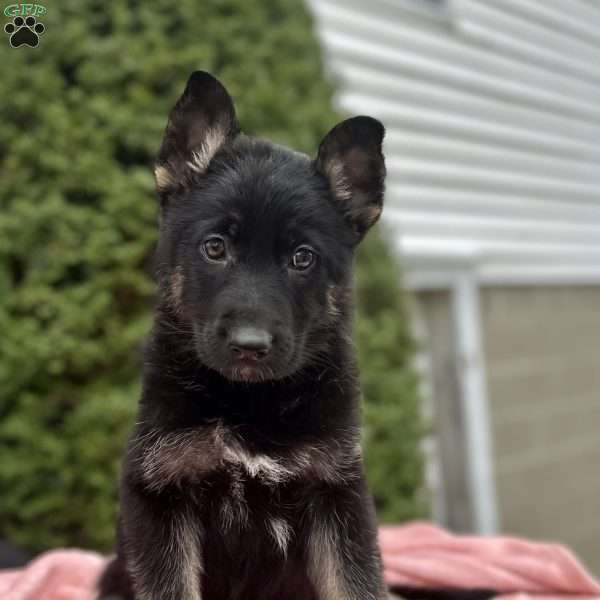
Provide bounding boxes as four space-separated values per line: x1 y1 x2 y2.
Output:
451 269 499 534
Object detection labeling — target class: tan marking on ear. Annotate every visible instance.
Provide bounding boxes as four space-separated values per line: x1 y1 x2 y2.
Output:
186 128 226 174
326 160 353 202
154 165 175 192
362 204 382 228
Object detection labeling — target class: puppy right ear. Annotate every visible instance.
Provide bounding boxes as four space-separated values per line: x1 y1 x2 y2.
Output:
315 116 385 241
154 71 239 203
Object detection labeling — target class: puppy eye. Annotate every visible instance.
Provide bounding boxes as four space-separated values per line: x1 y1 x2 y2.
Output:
290 246 316 271
201 236 227 262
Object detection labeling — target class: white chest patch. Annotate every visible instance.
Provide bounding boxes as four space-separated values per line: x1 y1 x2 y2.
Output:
267 516 293 555
219 465 249 530
222 440 295 484
140 423 359 492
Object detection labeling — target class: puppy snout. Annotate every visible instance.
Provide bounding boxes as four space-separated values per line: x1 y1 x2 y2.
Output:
228 326 272 361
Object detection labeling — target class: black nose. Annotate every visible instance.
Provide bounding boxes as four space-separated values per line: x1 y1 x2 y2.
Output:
228 326 272 361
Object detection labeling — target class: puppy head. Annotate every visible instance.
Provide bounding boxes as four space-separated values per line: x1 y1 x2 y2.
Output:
155 72 385 383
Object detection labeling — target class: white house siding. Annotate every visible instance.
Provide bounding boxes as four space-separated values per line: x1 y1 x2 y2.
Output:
308 0 600 283
308 0 600 573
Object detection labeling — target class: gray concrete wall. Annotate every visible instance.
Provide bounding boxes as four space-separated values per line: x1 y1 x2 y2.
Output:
415 285 600 575
481 285 600 575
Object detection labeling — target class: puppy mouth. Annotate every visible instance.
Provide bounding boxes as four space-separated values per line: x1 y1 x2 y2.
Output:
210 352 299 383
219 362 275 383
201 349 283 383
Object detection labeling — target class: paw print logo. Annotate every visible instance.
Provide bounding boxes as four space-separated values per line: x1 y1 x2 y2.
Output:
4 15 45 48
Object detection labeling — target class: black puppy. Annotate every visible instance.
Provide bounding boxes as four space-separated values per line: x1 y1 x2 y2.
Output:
98 71 387 600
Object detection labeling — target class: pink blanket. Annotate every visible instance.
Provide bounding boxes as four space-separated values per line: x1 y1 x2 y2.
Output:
380 522 600 599
0 550 104 600
1 522 598 599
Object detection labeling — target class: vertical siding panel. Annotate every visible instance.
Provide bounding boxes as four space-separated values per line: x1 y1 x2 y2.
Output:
308 0 600 280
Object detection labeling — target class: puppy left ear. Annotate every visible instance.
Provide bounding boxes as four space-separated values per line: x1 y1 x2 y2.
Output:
315 116 386 240
154 71 239 203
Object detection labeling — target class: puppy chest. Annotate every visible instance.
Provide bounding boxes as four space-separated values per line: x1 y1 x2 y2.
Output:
139 425 302 492
200 489 315 600
138 423 360 497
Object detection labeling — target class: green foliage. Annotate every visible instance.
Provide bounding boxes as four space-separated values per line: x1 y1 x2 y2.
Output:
356 231 426 522
0 0 423 552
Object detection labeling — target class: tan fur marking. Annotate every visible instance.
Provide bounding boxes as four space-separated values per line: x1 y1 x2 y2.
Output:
127 508 202 600
267 516 292 555
220 467 249 530
326 160 353 202
362 204 382 227
307 520 348 600
141 428 222 491
324 155 382 234
222 439 295 483
154 165 175 192
186 129 226 174
178 508 202 600
168 267 185 313
140 425 360 493
307 516 384 600
326 286 342 320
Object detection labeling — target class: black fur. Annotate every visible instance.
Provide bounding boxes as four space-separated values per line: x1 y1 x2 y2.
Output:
98 72 388 600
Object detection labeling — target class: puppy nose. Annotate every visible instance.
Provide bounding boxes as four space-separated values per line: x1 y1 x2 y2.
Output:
228 326 272 361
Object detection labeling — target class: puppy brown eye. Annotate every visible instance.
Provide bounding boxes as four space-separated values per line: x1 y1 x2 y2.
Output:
202 236 227 262
290 247 316 271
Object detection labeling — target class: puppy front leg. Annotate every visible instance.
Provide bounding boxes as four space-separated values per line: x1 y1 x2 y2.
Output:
305 483 388 600
120 483 202 600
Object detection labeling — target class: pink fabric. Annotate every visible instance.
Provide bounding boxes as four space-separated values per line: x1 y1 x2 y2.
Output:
1 522 599 599
380 522 600 599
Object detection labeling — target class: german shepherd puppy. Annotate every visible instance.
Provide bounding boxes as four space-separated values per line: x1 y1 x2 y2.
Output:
98 71 388 600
